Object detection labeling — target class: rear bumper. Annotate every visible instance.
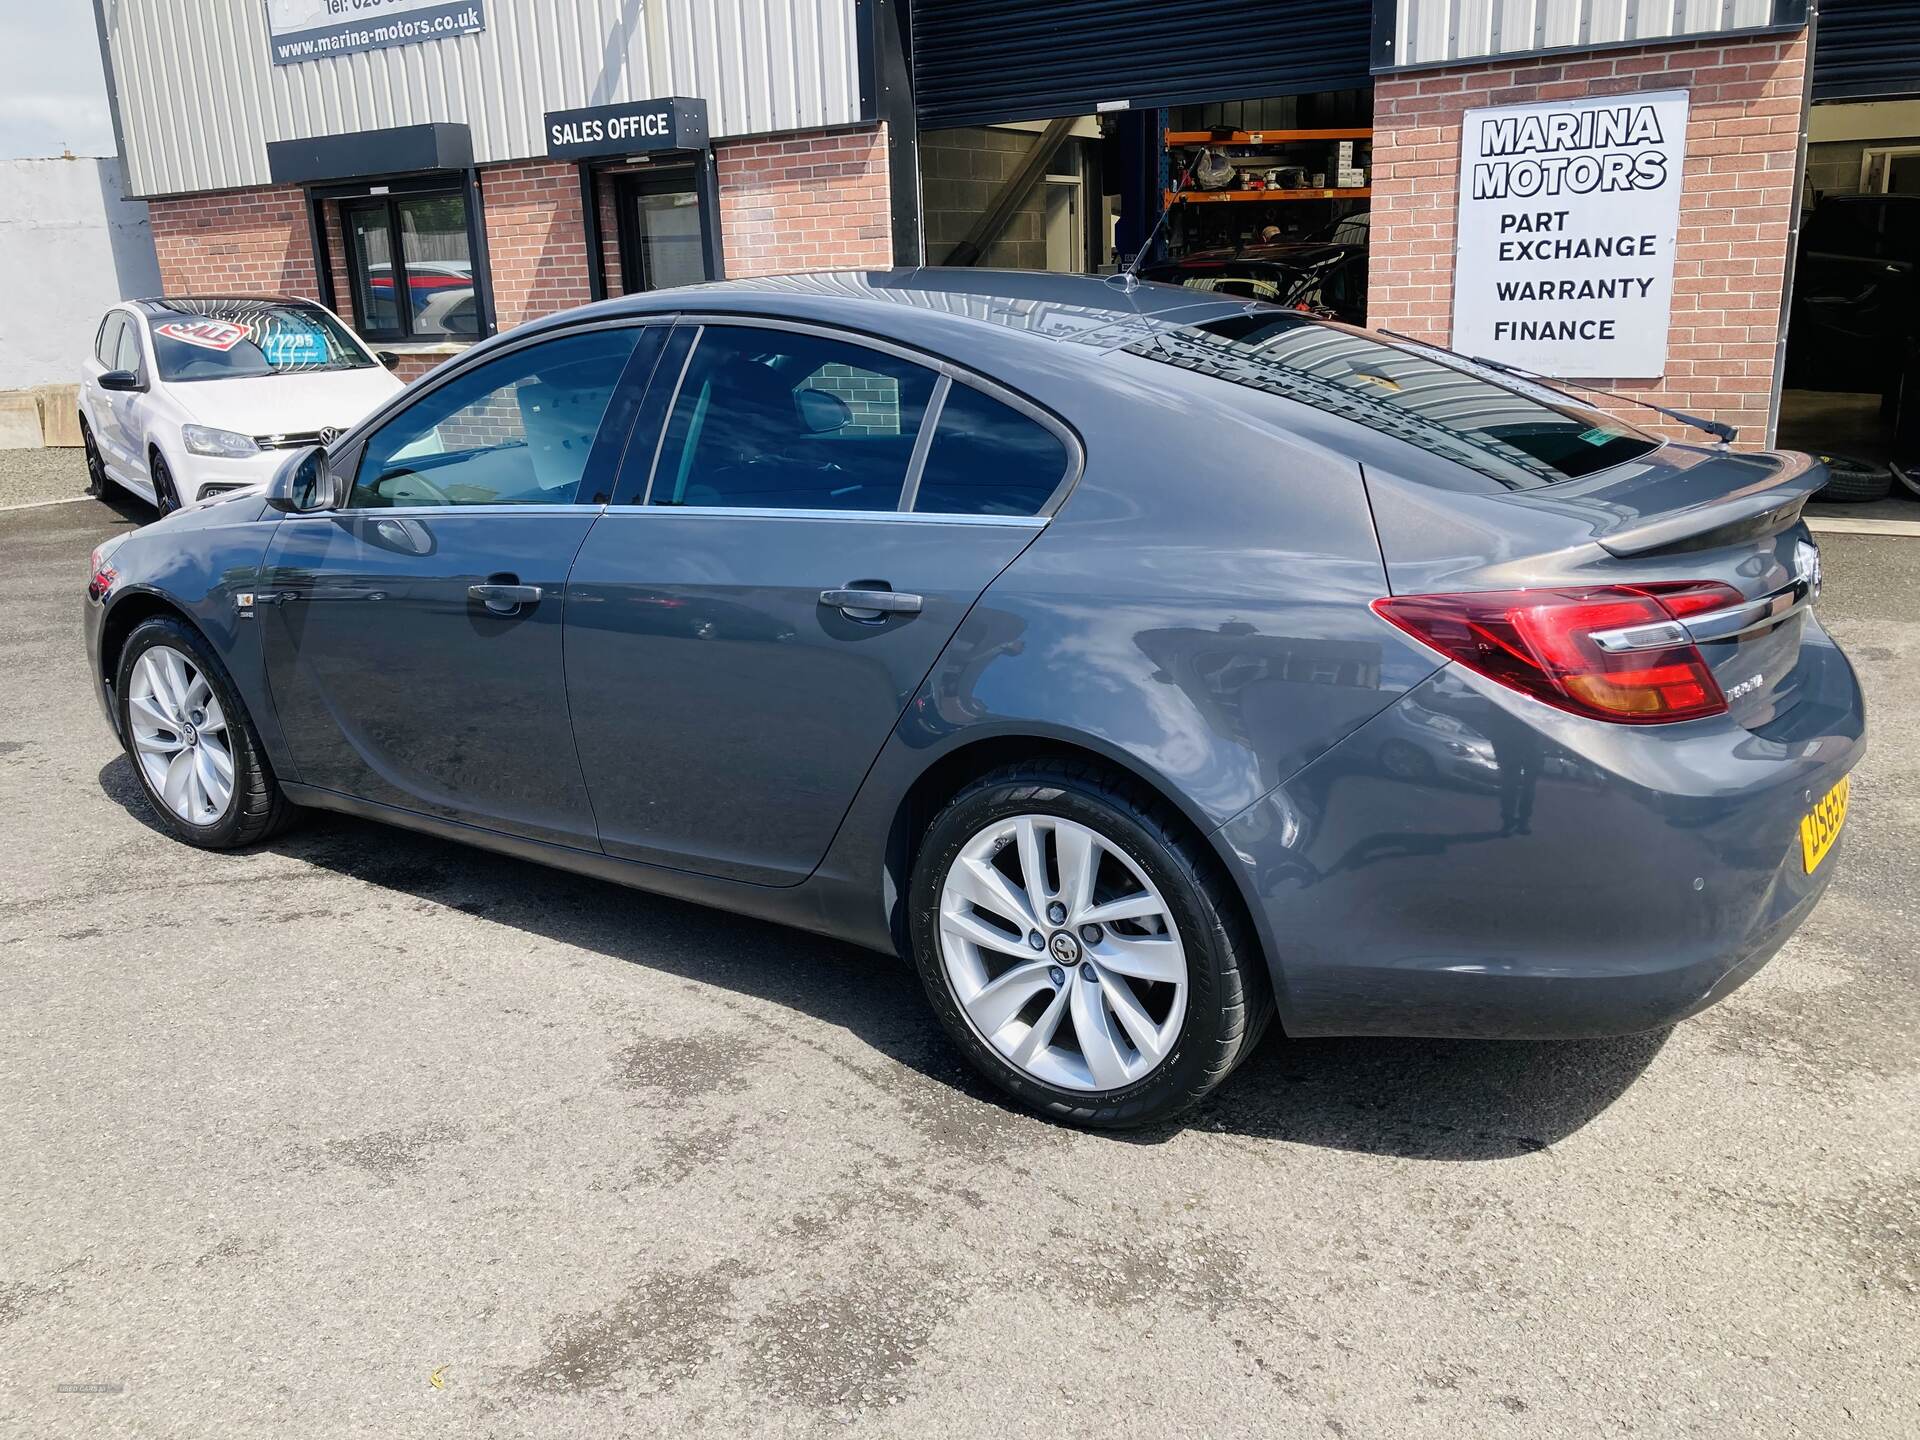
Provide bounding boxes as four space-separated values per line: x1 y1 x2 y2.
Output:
1219 616 1865 1039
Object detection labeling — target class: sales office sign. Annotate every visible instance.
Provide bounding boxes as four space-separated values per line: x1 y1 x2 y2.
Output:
1451 89 1689 377
545 98 711 161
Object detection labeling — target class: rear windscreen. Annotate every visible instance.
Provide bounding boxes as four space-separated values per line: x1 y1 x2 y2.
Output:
1128 311 1660 490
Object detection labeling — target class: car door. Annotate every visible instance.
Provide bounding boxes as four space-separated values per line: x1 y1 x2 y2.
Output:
257 322 661 849
83 312 142 487
80 313 123 470
564 318 1078 886
109 316 159 495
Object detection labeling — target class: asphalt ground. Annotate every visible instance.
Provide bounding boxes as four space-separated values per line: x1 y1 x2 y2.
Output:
2 467 1915 1438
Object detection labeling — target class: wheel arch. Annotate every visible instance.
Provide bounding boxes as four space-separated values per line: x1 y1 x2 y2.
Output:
879 731 1277 1007
99 588 201 692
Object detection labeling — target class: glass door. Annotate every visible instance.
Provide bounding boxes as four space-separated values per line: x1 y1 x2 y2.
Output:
616 171 709 293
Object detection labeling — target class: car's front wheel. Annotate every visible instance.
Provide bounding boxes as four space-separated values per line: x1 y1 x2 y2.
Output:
149 453 183 514
908 761 1270 1129
115 617 294 849
80 418 107 498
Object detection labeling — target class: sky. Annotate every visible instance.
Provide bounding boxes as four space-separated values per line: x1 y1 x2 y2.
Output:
0 7 117 160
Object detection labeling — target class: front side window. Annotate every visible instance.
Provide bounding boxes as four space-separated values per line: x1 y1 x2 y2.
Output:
147 301 373 383
114 319 143 375
914 383 1070 517
647 326 938 511
343 191 477 342
352 328 641 508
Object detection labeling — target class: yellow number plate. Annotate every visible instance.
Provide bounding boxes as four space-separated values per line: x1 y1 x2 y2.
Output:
1800 775 1850 874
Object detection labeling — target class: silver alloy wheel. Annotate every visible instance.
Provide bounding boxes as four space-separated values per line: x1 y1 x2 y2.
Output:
127 645 235 825
938 814 1189 1093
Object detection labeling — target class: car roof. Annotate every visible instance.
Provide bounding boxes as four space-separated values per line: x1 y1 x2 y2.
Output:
515 267 1255 356
130 295 314 313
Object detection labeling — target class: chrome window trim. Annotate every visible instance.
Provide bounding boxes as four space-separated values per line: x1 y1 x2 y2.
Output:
282 502 607 520
598 505 1046 528
636 313 1086 518
636 326 702 507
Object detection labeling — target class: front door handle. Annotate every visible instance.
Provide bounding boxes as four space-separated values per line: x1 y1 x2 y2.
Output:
469 582 543 615
820 588 923 620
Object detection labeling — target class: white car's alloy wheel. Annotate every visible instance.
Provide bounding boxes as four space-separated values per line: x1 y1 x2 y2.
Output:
937 814 1189 1093
128 644 235 824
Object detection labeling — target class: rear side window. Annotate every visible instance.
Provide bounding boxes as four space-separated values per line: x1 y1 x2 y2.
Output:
914 383 1069 517
649 325 938 511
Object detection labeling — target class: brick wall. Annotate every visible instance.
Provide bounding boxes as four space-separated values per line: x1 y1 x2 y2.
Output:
716 124 892 277
149 185 317 298
1368 33 1808 447
481 159 593 329
143 125 895 372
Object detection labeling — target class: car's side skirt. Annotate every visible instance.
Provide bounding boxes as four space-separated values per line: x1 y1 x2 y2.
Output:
279 782 896 958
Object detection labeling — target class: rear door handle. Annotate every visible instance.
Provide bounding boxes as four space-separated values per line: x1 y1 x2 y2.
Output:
469 582 543 614
820 588 922 619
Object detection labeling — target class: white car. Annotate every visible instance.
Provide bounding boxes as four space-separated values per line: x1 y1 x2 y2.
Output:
79 296 406 511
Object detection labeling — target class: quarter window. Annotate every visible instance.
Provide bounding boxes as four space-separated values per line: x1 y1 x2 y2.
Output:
913 383 1070 517
648 326 937 511
96 313 124 367
342 191 477 342
352 328 641 508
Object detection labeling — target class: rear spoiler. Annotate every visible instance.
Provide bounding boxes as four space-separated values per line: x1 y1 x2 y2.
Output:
1597 452 1826 558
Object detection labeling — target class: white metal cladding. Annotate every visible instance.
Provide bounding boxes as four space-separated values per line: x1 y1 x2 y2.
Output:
102 0 864 198
1388 0 1779 70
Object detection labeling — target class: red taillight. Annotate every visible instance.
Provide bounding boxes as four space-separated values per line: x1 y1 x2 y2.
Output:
1371 582 1743 724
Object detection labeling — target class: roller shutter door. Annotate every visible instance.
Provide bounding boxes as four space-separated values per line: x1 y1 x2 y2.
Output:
1813 0 1920 102
911 0 1373 129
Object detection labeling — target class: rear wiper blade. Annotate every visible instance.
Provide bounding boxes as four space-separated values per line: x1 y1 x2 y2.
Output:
1378 328 1738 446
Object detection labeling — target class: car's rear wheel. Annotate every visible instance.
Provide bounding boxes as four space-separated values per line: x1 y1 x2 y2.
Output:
908 761 1270 1129
149 453 183 514
80 418 107 498
116 617 294 849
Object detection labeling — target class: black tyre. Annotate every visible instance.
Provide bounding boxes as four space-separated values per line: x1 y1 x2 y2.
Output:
1892 459 1920 501
150 453 183 514
115 616 295 849
908 760 1272 1130
1812 452 1893 503
80 418 106 498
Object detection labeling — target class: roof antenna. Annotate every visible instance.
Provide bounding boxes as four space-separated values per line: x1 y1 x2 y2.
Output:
1107 149 1200 292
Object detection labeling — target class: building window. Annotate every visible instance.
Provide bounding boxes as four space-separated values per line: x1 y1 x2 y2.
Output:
341 191 478 342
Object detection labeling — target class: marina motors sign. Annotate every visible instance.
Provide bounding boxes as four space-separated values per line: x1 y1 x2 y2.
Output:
1451 89 1689 377
265 0 485 66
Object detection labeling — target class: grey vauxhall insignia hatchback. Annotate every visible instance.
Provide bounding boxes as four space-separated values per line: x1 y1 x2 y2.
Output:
84 270 1864 1128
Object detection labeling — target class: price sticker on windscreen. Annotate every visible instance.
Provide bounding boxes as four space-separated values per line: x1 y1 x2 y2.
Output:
155 319 251 352
262 329 326 365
